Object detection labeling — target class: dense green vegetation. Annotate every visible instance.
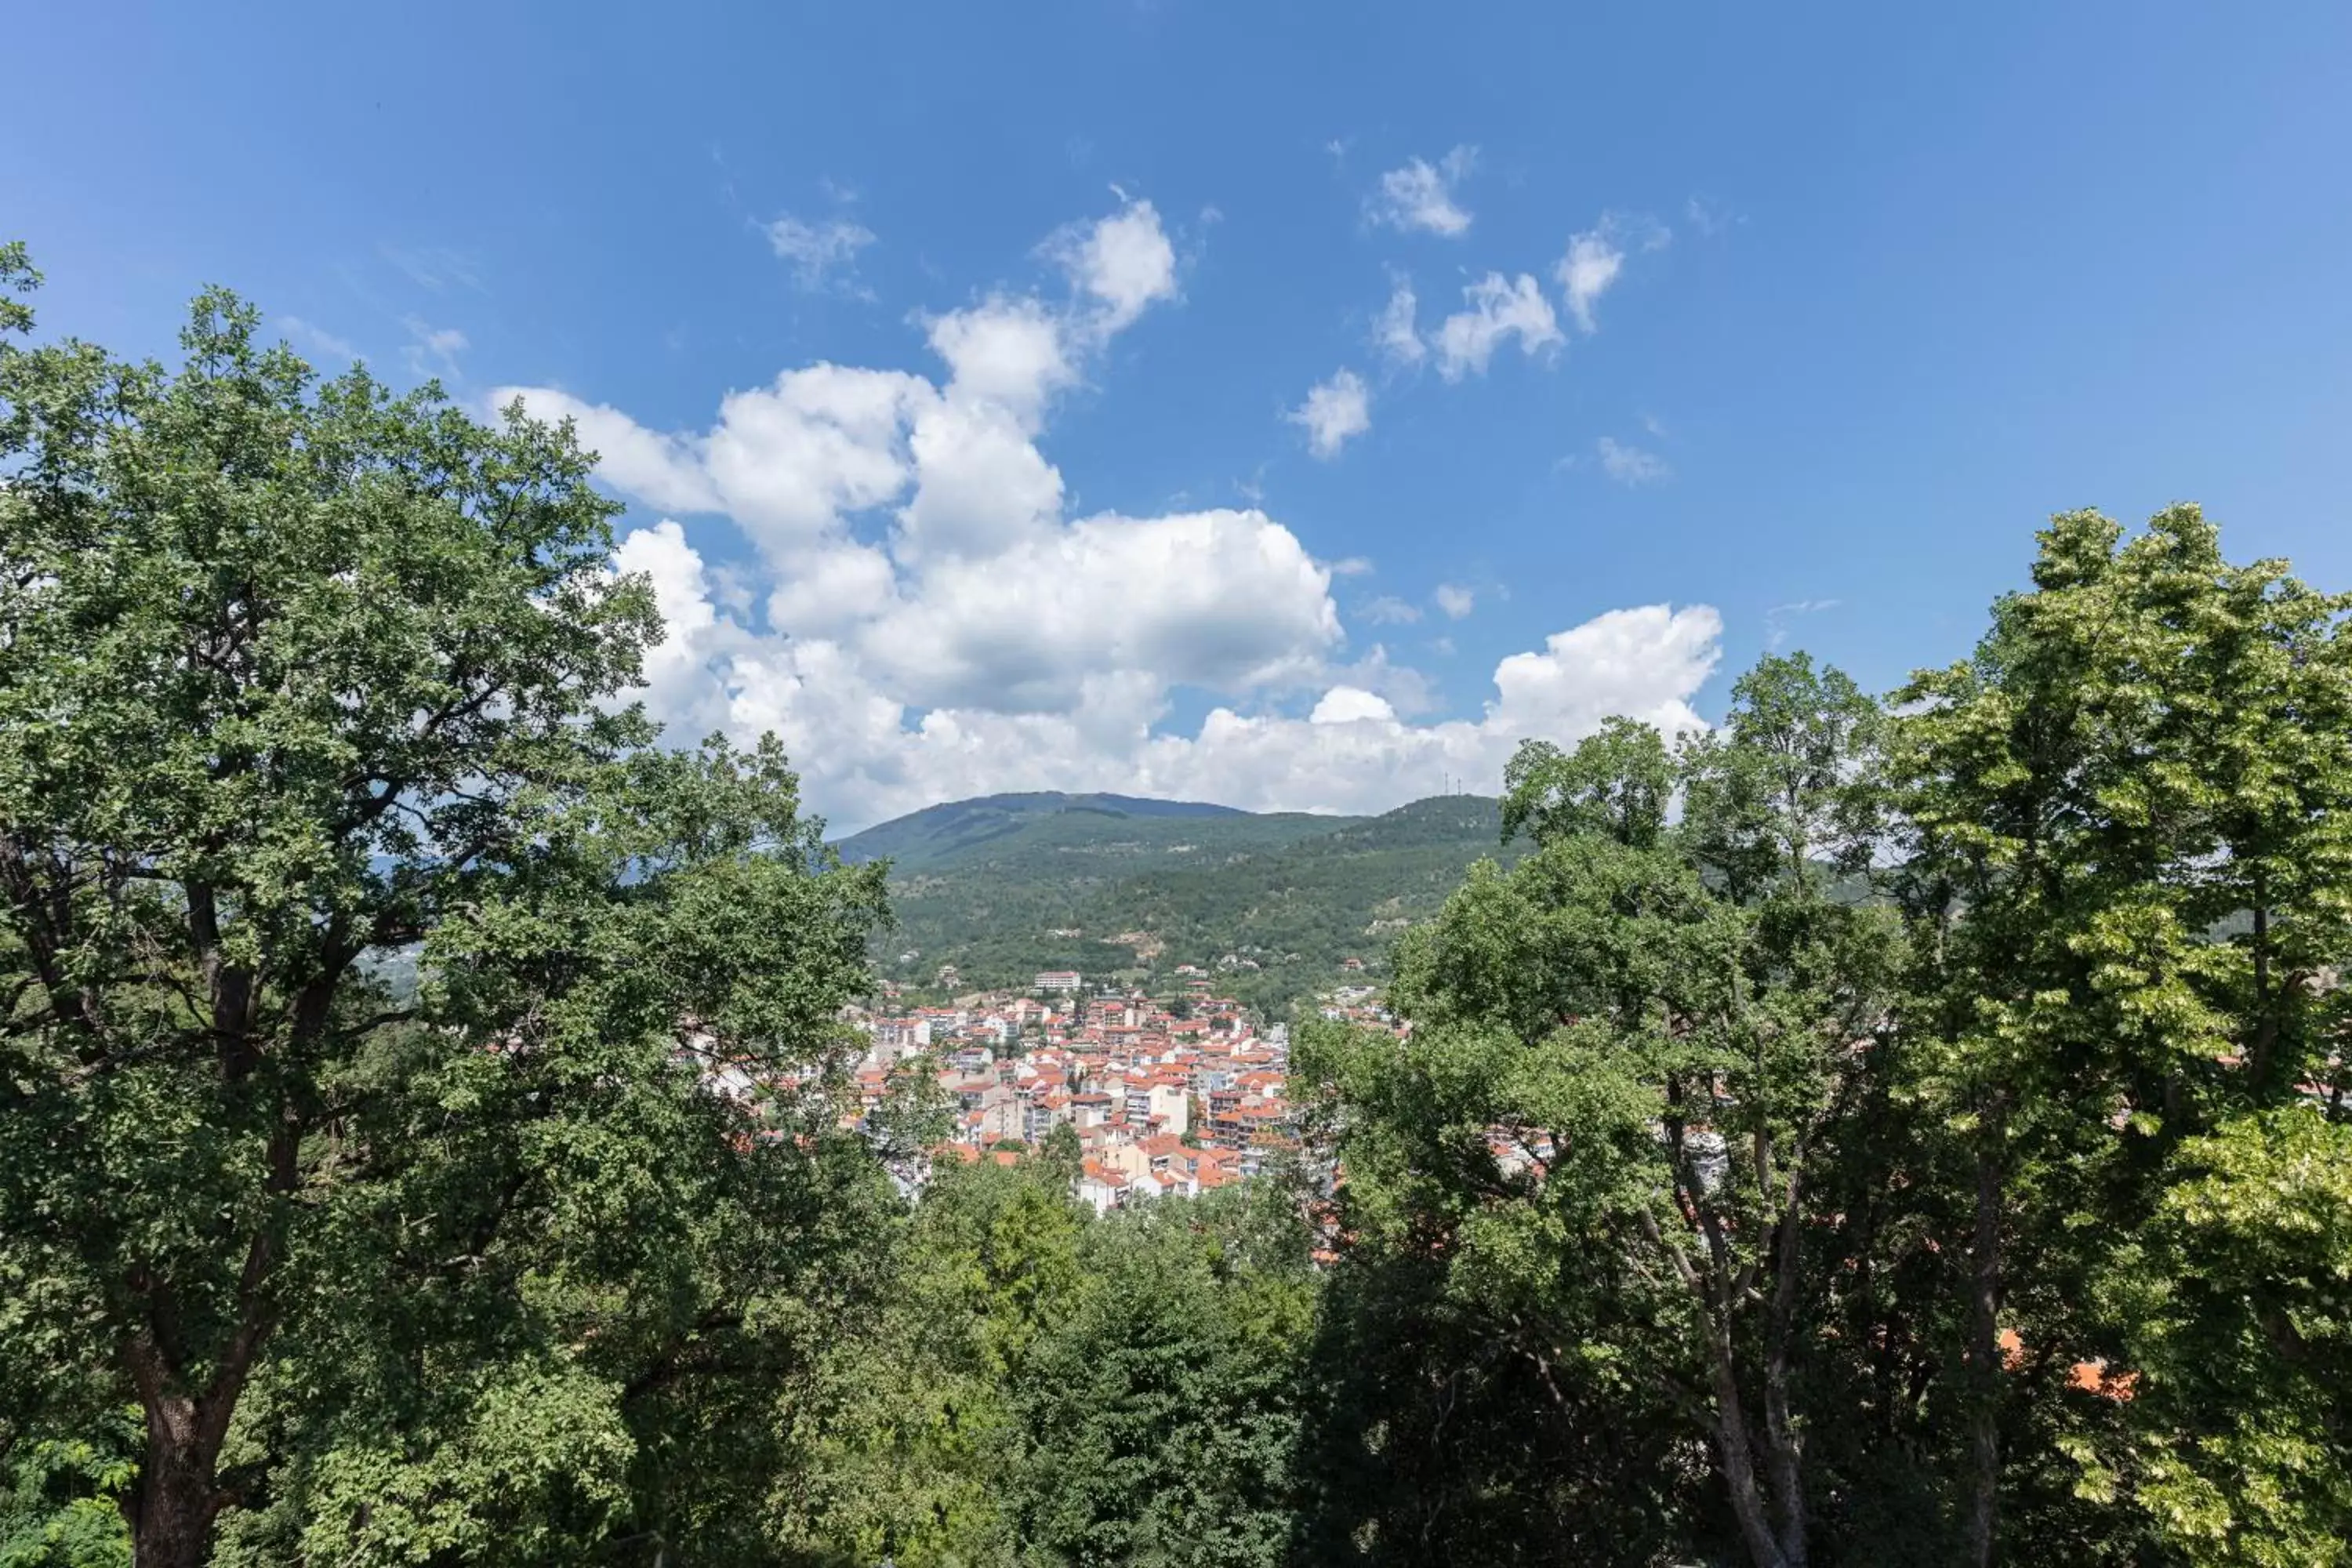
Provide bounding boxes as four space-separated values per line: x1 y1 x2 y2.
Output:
833 793 1265 875
7 257 2352 1566
846 793 1519 1010
768 1160 1314 1567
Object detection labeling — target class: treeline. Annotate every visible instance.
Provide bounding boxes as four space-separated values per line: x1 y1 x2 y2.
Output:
3 260 2350 1566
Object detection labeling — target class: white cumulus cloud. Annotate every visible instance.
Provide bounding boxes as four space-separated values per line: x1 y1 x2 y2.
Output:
1048 196 1179 332
615 512 1722 827
924 296 1076 426
502 195 1723 831
866 509 1341 714
1488 604 1719 737
1433 273 1563 380
1288 368 1372 458
1311 686 1398 725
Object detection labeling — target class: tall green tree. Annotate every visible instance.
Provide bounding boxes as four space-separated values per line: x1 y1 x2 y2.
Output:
0 262 891 1565
772 1163 1312 1568
1007 1185 1312 1568
769 1157 1082 1567
1305 663 1907 1568
1889 506 2352 1564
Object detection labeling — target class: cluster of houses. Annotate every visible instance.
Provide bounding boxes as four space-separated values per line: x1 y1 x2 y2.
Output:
848 978 1301 1213
1316 983 1394 1027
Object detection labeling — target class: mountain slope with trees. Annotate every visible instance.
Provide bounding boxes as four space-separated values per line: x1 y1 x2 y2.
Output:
832 792 1263 877
844 793 1519 1005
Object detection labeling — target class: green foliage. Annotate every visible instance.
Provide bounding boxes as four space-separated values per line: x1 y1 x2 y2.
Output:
856 795 1522 1011
1009 1192 1311 1568
0 1409 137 1568
1036 1121 1085 1192
2092 1109 2352 1564
0 241 39 336
1889 505 2352 1563
1305 654 1911 1567
1289 1240 1715 1566
0 263 893 1566
773 1163 1312 1568
1500 714 1675 850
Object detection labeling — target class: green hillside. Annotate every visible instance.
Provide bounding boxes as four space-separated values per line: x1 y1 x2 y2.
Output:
833 790 1260 875
837 793 1519 1009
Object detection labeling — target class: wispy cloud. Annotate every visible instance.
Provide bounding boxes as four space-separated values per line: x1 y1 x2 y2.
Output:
762 212 878 292
1369 146 1477 237
1596 435 1671 485
1359 594 1422 626
1684 194 1739 238
381 245 482 292
1435 583 1476 619
277 316 356 361
401 318 469 379
1557 212 1668 333
1765 597 1842 648
1374 275 1425 367
1327 556 1376 578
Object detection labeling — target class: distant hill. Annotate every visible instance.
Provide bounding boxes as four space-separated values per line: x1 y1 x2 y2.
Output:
833 790 1258 875
832 792 1519 1011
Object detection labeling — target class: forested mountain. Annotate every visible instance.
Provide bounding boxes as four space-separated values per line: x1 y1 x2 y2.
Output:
837 793 1521 1005
833 791 1258 876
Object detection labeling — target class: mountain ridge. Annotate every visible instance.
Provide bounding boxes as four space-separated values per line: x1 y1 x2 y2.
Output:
837 791 1518 1008
833 790 1326 877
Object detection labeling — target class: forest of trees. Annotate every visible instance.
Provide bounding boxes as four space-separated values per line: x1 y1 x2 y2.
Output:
866 794 1522 1014
4 258 2350 1566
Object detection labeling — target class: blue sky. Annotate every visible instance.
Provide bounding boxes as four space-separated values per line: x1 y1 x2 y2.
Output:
12 2 2352 829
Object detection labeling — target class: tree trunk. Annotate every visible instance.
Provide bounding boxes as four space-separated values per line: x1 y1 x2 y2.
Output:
122 1249 273 1568
1762 1168 1809 1568
2249 874 2277 1087
1963 1125 2005 1568
1709 1323 1793 1568
129 1398 220 1568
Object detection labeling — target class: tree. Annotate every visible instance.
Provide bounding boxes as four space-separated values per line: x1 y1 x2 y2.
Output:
0 264 891 1565
2092 1109 2352 1565
1037 1120 1085 1192
1888 506 2352 1563
1007 1188 1312 1568
1305 663 1906 1568
0 1405 138 1567
769 1158 1083 1566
